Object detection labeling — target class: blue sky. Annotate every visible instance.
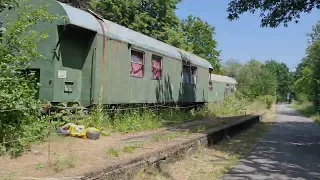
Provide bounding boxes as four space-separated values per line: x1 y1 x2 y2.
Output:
176 1 320 71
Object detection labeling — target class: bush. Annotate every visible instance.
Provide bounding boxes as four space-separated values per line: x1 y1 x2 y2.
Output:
265 95 276 109
0 1 57 156
207 96 249 117
296 93 310 104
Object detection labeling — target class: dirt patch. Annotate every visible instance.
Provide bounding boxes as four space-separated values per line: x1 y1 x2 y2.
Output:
0 114 261 179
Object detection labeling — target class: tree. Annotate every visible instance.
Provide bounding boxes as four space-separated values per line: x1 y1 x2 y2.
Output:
250 67 277 97
181 15 220 69
225 59 277 98
307 20 320 45
264 60 293 102
305 39 320 111
293 19 320 110
227 0 320 28
90 0 186 47
0 0 56 156
222 59 243 78
294 65 313 100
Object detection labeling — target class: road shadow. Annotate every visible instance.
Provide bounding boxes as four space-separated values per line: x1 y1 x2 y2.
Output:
222 120 320 180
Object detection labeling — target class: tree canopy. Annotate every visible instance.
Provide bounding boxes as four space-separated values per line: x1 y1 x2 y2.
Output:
227 0 320 28
181 15 220 69
222 59 277 99
293 20 320 110
264 60 294 102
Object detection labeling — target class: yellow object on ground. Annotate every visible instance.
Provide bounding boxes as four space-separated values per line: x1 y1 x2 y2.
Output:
62 123 87 139
60 123 102 139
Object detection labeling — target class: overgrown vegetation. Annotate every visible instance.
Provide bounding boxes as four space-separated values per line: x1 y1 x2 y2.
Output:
222 59 293 103
208 92 274 118
106 147 120 157
292 102 320 125
0 0 56 157
293 20 320 114
52 155 76 172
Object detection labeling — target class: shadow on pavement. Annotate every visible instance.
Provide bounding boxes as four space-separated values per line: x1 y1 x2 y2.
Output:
223 119 320 180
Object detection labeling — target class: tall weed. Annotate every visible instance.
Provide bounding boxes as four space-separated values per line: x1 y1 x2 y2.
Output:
112 109 162 133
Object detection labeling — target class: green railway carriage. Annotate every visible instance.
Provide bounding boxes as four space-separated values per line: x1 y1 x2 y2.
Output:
1 0 236 107
208 74 237 102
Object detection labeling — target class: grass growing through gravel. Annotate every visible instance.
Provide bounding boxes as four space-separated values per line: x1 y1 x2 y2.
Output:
122 143 144 153
134 106 277 180
52 155 76 172
291 101 320 124
107 147 120 157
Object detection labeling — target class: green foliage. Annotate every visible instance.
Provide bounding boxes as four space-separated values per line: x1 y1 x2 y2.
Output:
92 0 184 46
264 60 294 102
122 144 142 153
223 59 277 99
181 15 220 68
292 102 320 125
227 0 320 27
0 0 56 156
112 109 162 133
207 91 273 117
222 59 243 78
307 21 320 45
294 20 320 112
264 95 276 109
107 147 120 157
52 155 76 172
208 96 249 117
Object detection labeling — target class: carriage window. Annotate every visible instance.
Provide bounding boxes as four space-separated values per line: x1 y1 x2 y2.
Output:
209 70 212 91
209 81 213 91
130 50 144 78
183 65 190 83
191 66 197 84
152 55 162 80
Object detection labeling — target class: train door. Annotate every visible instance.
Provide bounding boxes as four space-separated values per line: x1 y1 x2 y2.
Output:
53 25 96 106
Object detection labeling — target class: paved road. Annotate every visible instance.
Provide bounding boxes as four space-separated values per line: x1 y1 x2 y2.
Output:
223 104 320 180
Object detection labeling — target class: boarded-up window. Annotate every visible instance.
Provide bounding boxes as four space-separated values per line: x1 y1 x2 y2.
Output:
183 65 190 83
131 50 144 78
191 66 197 84
209 81 213 91
152 55 162 80
208 70 212 91
231 86 235 93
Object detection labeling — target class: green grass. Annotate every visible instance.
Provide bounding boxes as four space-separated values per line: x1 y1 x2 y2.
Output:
52 155 76 172
152 133 181 142
122 143 143 153
34 163 44 170
291 102 320 124
107 147 120 157
82 95 269 135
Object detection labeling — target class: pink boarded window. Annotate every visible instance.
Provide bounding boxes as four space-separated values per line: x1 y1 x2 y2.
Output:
131 50 144 78
152 55 162 80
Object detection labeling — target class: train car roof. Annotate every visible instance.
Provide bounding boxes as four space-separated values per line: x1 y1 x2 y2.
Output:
58 2 213 69
211 74 237 84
